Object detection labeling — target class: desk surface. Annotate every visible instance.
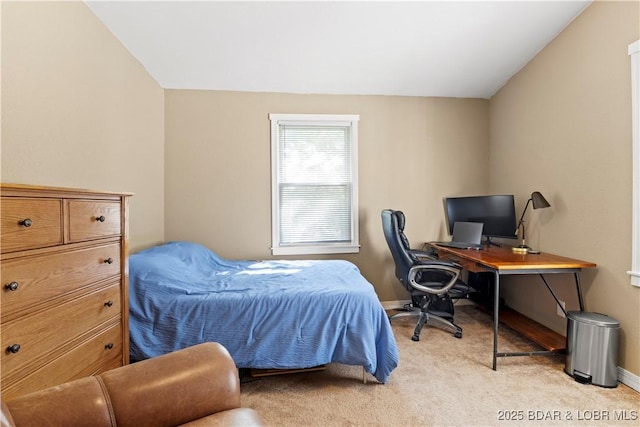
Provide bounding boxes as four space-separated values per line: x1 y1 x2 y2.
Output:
431 243 596 359
431 244 596 272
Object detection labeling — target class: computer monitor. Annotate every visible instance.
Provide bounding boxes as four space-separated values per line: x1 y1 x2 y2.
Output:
444 195 517 243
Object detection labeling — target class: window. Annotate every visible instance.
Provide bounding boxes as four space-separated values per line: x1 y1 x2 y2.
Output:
628 40 640 287
269 114 360 255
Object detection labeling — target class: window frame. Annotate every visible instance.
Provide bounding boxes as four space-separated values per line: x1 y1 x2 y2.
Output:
628 40 640 287
269 113 360 256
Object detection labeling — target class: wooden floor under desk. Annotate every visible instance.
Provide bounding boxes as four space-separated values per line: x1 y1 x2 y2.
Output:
499 308 566 352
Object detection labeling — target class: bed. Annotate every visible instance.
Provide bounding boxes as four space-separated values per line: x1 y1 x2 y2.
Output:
128 241 399 383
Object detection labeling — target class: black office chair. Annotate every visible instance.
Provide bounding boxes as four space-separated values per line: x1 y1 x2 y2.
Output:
381 209 471 341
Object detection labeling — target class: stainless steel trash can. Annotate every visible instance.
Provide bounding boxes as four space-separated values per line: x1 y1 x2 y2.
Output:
565 311 619 388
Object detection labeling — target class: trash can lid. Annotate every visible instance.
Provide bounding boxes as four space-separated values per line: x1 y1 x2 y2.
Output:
567 311 620 328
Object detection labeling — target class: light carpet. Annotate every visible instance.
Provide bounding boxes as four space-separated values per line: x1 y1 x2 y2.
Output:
240 304 639 426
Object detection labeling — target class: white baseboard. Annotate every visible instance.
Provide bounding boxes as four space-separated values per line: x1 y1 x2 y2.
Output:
618 366 640 392
381 298 475 311
381 300 410 310
382 300 639 391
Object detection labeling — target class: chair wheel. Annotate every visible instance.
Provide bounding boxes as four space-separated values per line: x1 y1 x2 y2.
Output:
454 330 462 339
411 334 420 342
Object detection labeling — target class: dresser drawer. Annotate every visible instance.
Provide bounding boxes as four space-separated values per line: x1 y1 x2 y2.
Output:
1 323 123 400
68 200 121 242
1 284 121 379
1 184 130 400
1 243 120 321
0 198 63 253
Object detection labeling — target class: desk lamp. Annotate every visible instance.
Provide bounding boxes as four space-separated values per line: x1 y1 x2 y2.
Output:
513 191 550 254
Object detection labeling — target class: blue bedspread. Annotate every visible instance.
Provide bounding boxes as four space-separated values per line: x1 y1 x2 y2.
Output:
129 241 399 383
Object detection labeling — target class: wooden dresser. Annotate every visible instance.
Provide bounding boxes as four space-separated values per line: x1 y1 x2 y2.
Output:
0 184 132 400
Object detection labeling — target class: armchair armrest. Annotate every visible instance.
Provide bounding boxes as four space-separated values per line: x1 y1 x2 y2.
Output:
3 343 263 427
101 342 242 426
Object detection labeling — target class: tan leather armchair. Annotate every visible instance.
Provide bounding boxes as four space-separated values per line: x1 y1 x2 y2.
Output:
1 342 264 427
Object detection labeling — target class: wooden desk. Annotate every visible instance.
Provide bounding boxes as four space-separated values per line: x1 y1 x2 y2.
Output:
429 244 596 370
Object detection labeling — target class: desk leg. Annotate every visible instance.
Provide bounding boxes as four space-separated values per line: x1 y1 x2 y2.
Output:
539 272 585 313
539 274 568 317
574 272 585 311
493 271 500 371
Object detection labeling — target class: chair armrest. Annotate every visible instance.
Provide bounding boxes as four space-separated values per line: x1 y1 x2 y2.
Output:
408 262 462 296
416 259 463 270
409 249 437 261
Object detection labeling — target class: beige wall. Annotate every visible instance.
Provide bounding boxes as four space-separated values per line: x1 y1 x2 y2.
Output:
5 0 637 379
490 0 639 375
165 90 489 302
1 1 165 252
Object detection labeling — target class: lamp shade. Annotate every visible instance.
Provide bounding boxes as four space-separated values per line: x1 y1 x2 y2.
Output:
531 191 550 209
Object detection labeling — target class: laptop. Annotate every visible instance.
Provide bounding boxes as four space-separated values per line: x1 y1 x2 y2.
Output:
436 221 484 250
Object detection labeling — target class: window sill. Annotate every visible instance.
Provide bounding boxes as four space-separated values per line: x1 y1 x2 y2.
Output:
272 244 360 256
626 270 640 288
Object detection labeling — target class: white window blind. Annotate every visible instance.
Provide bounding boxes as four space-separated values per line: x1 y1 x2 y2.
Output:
270 114 360 255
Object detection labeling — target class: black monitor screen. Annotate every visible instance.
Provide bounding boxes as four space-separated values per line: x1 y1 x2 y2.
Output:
444 195 517 240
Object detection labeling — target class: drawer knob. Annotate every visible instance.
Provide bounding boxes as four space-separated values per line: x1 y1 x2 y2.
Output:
105 343 114 350
7 344 21 354
5 282 19 291
104 300 114 307
96 215 106 222
104 258 114 264
19 218 32 227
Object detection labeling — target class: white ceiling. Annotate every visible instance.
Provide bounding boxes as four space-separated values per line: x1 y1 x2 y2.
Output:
86 0 592 99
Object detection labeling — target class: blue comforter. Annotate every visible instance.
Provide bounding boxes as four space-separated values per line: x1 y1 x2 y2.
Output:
129 241 399 383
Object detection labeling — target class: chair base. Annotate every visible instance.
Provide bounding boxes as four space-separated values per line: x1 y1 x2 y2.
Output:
389 307 463 341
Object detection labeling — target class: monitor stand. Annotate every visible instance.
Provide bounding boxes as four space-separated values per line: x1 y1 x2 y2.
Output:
484 236 501 247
